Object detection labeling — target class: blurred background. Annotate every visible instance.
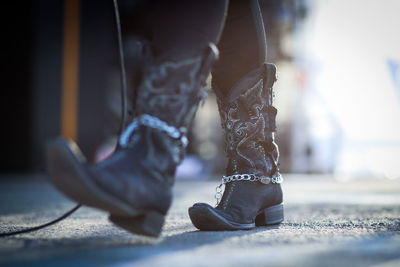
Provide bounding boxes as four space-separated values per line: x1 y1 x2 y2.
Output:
1 0 400 181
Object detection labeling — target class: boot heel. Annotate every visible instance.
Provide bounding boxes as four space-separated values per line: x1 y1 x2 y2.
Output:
109 211 165 237
255 203 284 226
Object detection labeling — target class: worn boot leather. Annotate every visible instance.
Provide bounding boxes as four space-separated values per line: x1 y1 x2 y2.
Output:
189 63 284 231
47 44 218 237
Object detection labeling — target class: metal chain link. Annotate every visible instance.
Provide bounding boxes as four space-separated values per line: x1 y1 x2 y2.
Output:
119 114 188 148
215 172 283 205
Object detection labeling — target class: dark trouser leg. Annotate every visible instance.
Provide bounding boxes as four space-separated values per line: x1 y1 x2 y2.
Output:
151 0 228 61
213 0 267 95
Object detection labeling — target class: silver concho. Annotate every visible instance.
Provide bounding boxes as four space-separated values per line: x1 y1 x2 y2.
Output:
259 176 271 184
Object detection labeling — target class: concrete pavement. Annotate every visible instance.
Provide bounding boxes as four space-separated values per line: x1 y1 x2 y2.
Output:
0 174 399 266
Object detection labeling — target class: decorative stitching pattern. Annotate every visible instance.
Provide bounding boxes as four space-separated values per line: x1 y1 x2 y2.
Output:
217 64 279 177
137 57 209 128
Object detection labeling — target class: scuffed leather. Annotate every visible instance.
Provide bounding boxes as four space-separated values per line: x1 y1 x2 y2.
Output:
90 44 218 214
216 181 282 223
90 127 175 215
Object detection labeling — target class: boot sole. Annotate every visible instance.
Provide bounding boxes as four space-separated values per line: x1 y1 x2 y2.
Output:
46 138 165 237
188 203 284 231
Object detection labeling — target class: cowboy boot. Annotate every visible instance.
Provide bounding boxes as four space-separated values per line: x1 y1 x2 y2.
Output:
188 63 283 231
47 44 218 237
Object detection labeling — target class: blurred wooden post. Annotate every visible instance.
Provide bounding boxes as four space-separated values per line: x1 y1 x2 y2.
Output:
61 0 80 140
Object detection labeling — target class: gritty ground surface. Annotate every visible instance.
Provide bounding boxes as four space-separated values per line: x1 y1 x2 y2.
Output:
0 174 399 266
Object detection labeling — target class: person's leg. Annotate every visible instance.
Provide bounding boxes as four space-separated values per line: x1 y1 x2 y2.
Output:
189 0 284 231
47 0 228 237
151 0 228 61
213 0 266 95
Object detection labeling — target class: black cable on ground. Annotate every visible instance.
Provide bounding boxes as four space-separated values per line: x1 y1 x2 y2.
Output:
0 204 82 237
0 0 128 238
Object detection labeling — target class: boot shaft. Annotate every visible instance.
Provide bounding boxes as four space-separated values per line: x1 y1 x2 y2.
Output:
215 63 280 177
117 44 219 185
136 44 219 130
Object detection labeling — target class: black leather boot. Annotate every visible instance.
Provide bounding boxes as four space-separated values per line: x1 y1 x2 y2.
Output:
189 63 284 231
47 44 218 237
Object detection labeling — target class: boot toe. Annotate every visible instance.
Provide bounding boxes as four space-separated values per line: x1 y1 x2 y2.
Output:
188 203 255 231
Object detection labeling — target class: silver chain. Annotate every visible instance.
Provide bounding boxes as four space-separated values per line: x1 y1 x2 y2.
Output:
215 172 283 205
119 114 188 148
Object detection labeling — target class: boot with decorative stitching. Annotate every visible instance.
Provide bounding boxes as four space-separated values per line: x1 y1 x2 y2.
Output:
47 44 218 237
188 63 284 231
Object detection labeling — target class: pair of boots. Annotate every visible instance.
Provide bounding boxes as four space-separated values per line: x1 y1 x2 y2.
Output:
47 44 283 237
